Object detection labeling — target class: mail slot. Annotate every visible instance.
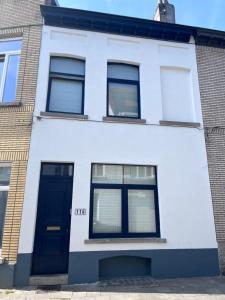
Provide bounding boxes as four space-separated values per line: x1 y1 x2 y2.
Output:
47 226 61 231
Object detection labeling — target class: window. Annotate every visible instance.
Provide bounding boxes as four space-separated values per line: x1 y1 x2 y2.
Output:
41 163 73 177
160 67 195 122
0 39 22 103
107 63 140 119
47 57 85 114
0 164 11 249
90 164 160 238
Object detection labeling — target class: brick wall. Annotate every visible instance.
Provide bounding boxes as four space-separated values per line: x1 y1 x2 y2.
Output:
0 0 44 28
0 0 44 262
196 45 225 273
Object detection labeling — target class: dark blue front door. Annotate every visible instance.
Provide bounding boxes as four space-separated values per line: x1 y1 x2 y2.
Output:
32 163 74 275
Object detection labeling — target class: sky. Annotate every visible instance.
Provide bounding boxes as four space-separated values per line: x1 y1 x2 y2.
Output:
58 0 225 31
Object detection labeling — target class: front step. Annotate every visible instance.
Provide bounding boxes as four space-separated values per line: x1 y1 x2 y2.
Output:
29 274 68 286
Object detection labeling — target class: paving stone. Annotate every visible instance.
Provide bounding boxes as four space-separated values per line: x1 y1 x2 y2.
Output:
48 292 73 298
1 277 225 299
94 296 111 300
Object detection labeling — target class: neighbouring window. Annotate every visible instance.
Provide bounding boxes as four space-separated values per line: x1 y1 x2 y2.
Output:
90 164 160 238
107 63 140 118
0 39 22 103
0 164 11 249
160 67 195 122
47 57 85 114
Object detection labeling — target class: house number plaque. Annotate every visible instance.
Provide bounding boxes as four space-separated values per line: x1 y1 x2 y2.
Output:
75 209 86 215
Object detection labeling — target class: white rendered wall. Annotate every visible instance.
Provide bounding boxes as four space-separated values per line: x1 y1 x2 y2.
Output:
160 67 195 122
19 26 217 254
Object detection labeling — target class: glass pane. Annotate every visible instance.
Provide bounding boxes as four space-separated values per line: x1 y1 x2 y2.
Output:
93 189 121 233
128 190 156 233
108 64 139 81
0 191 7 248
0 57 4 85
92 164 123 184
42 164 73 176
3 55 20 102
0 40 22 52
49 79 83 114
0 167 11 186
108 82 138 118
50 57 85 76
124 166 156 185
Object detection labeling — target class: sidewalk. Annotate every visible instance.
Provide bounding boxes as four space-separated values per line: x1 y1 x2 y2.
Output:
1 277 225 299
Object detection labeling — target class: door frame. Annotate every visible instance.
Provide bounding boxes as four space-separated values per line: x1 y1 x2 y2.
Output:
31 162 74 275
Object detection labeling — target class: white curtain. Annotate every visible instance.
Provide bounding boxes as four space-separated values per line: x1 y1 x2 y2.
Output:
128 190 156 233
92 164 123 184
93 189 121 233
108 82 138 117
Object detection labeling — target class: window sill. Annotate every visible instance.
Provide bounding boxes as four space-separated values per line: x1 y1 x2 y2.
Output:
159 120 201 128
0 102 21 107
40 112 89 120
85 238 167 244
103 117 146 124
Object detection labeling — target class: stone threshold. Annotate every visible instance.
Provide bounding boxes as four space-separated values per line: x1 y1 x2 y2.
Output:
85 238 167 244
29 274 68 286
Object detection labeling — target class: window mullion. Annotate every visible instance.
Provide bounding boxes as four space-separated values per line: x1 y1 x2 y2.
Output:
154 188 161 235
122 186 128 236
137 82 141 119
82 80 85 115
0 54 8 102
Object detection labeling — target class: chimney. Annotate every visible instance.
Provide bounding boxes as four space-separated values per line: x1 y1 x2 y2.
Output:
154 0 176 24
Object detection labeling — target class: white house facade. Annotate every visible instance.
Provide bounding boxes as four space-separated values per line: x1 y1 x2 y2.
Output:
15 5 219 286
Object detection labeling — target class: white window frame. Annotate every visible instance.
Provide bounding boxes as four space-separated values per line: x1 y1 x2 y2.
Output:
0 163 11 255
0 163 11 191
0 38 21 103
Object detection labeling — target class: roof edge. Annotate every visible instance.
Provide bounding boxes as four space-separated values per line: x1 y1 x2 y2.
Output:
40 5 225 48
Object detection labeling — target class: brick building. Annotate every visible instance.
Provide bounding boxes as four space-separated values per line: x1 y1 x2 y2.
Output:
0 0 55 288
196 45 225 274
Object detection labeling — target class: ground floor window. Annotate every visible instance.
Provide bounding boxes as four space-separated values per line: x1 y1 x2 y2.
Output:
89 164 160 238
0 164 11 249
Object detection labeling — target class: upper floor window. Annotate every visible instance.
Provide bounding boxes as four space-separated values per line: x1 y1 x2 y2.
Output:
0 39 21 103
0 164 11 249
107 63 140 119
90 164 160 239
47 57 85 114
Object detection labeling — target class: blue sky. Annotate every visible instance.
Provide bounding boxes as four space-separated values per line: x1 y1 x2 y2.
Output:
58 0 225 31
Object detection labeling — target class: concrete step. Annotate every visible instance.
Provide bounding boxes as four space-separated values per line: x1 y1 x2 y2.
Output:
29 274 68 286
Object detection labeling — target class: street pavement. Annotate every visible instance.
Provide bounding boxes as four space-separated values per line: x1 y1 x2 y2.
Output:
1 276 225 299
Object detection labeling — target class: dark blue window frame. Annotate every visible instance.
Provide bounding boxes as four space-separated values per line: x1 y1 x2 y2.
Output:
46 57 85 115
107 63 141 119
89 164 160 239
